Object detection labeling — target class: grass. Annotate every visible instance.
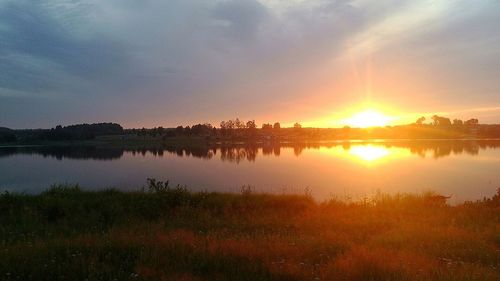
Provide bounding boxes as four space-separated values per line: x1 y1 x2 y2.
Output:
1 184 499 281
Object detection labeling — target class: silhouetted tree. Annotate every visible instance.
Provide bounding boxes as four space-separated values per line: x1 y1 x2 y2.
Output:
191 123 213 136
220 119 248 137
0 127 16 143
246 120 257 137
246 120 256 129
157 126 165 135
235 118 245 130
175 126 184 135
452 119 463 127
293 122 302 134
431 115 451 127
465 118 479 126
262 123 273 134
40 123 124 140
228 120 236 130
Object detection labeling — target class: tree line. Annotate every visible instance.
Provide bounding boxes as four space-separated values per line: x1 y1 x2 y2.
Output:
1 123 124 142
0 127 17 142
2 115 500 144
415 115 479 128
128 118 305 139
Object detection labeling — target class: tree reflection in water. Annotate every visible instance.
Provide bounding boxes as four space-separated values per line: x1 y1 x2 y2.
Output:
0 140 499 162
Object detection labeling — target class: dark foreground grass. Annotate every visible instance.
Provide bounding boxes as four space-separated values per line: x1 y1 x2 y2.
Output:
1 184 499 281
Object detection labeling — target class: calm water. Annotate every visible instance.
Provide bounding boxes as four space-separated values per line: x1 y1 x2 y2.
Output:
1 140 499 202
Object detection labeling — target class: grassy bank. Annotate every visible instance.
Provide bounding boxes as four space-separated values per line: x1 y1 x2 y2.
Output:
1 184 499 281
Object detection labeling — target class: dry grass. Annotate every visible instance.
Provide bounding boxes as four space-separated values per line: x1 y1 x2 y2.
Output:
1 185 498 280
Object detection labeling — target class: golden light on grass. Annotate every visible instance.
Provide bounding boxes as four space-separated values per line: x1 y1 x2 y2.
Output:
342 109 392 128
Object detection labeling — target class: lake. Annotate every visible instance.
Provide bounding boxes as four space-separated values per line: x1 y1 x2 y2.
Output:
1 140 499 202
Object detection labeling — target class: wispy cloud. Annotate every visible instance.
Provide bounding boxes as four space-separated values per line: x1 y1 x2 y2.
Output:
0 0 499 128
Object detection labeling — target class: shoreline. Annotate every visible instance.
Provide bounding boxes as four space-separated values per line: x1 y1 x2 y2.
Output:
2 136 500 148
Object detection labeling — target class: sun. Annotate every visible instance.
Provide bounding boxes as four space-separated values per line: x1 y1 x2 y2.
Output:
343 110 392 128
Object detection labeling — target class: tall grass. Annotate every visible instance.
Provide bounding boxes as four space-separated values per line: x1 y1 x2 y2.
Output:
1 184 498 281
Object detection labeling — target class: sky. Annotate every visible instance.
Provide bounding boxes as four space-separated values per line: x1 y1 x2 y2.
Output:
1 0 499 129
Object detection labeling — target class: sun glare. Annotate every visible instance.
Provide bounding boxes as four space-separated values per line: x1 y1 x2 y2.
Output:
319 144 412 165
343 110 392 128
349 145 390 162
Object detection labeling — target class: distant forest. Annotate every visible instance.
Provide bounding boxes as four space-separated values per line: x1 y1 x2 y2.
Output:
127 116 499 140
1 115 500 144
0 123 123 143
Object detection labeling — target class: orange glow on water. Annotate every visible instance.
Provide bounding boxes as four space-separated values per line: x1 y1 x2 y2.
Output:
317 144 413 166
349 145 390 161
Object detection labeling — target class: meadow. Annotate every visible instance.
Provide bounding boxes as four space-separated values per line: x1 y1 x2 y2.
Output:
1 181 498 281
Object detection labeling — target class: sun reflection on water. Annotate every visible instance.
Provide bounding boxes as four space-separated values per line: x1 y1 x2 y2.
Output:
318 144 412 165
349 145 390 162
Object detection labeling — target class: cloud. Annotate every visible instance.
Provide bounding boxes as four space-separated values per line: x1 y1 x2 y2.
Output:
0 0 499 128
0 1 141 97
213 0 269 40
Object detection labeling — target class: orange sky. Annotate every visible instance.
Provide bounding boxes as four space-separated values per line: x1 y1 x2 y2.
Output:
1 0 499 128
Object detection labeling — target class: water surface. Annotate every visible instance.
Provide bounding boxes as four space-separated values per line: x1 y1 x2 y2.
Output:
1 140 499 202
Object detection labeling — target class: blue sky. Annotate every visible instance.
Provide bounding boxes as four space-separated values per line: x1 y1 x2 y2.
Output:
1 0 499 128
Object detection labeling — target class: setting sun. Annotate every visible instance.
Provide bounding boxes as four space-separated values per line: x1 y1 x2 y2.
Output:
343 110 392 128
